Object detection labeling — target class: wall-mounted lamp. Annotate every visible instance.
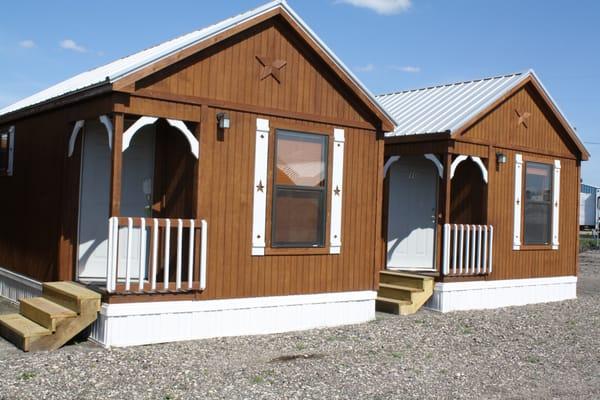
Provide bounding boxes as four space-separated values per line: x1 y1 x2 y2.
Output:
496 152 507 165
216 112 230 129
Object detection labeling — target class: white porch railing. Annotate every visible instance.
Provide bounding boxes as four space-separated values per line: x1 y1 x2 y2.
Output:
442 224 493 276
106 217 207 294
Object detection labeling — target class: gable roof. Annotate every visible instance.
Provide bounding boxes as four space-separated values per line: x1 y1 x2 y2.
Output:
0 1 396 130
376 69 589 159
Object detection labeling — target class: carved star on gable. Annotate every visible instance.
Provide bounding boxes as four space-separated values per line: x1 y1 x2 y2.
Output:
515 109 532 129
256 55 287 83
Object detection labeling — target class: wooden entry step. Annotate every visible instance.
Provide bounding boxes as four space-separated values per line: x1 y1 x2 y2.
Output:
376 271 434 315
0 282 100 352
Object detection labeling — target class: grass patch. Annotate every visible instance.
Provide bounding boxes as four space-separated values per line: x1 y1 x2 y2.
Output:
460 324 474 335
251 375 265 384
580 236 600 252
527 355 541 364
295 342 306 351
19 371 35 381
391 351 403 359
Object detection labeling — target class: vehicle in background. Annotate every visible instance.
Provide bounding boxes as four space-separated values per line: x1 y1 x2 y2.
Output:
580 183 600 230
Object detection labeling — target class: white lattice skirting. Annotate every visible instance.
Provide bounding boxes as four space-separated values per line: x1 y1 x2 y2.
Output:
0 266 43 303
91 290 376 347
425 276 577 313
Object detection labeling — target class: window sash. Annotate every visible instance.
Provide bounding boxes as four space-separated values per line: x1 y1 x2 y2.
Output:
271 186 326 247
0 131 9 175
271 130 328 248
523 162 553 245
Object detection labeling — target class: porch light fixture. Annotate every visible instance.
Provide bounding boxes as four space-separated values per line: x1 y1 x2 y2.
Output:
496 152 507 165
216 112 230 129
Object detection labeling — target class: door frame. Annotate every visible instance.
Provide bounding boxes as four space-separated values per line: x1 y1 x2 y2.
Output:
385 155 440 272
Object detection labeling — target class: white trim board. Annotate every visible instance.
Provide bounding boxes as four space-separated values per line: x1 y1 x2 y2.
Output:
425 276 577 313
90 290 376 348
0 267 43 304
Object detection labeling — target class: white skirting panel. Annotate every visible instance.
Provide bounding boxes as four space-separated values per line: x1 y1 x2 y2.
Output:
0 267 43 304
425 276 577 313
90 290 376 348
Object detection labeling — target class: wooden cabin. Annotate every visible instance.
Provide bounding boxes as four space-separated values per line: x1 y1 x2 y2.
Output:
376 71 590 313
0 0 396 348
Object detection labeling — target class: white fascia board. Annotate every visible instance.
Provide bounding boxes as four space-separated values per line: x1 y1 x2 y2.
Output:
100 290 378 317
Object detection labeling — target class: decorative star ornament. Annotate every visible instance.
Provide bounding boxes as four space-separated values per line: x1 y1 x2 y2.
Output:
256 55 287 83
256 180 265 192
515 109 531 128
334 185 341 196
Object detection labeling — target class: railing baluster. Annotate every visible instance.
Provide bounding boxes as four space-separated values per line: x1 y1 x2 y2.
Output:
125 217 133 291
464 225 470 274
200 219 208 291
164 219 171 290
176 219 183 290
482 226 488 274
489 226 494 274
138 218 146 292
471 225 477 274
458 224 465 274
151 219 158 291
188 220 195 290
442 224 448 275
452 224 458 274
107 217 114 292
112 219 119 291
476 225 482 274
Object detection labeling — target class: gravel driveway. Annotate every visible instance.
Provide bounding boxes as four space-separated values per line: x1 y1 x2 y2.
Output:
1 252 599 400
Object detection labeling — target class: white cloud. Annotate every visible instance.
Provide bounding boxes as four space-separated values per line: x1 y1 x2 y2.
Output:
355 63 375 72
19 40 35 49
60 39 86 53
388 65 421 73
337 0 411 15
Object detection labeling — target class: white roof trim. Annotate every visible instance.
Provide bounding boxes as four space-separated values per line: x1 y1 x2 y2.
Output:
0 0 396 129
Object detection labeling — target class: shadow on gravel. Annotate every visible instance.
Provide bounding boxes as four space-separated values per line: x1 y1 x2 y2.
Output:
269 353 325 363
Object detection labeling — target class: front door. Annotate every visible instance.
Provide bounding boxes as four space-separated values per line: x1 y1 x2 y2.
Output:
387 156 438 270
77 123 155 281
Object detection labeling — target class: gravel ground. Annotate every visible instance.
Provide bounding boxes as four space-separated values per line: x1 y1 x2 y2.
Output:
1 252 599 400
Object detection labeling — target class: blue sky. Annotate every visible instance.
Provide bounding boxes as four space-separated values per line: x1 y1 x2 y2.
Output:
1 0 599 185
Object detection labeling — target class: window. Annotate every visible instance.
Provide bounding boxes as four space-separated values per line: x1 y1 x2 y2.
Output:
523 162 553 245
271 130 328 247
0 126 13 176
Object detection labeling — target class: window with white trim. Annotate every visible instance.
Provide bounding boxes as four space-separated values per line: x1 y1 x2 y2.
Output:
271 130 328 247
0 126 14 176
523 162 553 245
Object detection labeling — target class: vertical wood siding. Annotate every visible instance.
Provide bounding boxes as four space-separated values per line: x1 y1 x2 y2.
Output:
456 84 579 280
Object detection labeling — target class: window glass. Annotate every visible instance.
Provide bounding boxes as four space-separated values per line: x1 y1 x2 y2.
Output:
523 162 552 245
272 130 327 247
275 131 326 187
0 132 8 174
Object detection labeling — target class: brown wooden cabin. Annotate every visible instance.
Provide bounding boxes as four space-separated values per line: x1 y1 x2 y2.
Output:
376 71 590 312
0 1 396 346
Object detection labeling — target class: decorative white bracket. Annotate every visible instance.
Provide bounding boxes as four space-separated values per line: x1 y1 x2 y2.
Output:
166 119 199 159
424 153 444 178
122 116 199 159
67 120 85 157
99 115 114 149
122 116 158 152
383 154 443 178
450 155 488 183
383 155 400 177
